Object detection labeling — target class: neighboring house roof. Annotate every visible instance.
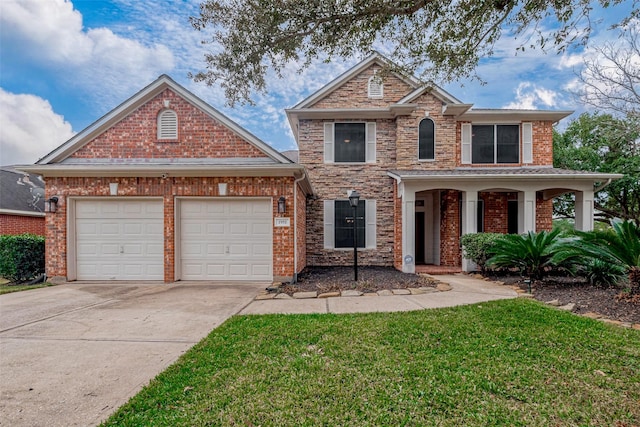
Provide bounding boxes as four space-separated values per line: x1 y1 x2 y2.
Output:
0 167 46 217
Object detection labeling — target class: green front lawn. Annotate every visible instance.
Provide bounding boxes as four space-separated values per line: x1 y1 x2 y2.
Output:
103 299 640 426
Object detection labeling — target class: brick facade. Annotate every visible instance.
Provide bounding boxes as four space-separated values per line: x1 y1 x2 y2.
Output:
45 176 299 282
0 214 45 236
295 59 560 271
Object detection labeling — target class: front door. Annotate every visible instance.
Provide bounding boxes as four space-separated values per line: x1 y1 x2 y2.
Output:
415 212 425 264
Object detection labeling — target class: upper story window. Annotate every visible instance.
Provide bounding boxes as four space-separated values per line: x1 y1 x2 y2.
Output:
461 123 533 165
157 109 178 140
418 118 435 160
368 75 383 99
324 122 376 163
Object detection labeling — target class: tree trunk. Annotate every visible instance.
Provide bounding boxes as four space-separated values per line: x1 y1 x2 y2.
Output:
629 267 640 294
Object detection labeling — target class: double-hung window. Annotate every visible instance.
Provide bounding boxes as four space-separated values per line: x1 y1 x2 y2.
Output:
323 199 377 249
461 123 532 164
324 122 376 163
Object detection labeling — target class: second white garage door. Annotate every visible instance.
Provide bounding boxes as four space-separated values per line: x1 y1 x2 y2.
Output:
180 199 272 281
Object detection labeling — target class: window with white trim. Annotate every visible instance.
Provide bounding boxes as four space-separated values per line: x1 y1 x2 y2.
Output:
418 118 435 160
368 75 383 98
324 199 377 249
324 122 376 163
157 109 178 140
461 124 521 164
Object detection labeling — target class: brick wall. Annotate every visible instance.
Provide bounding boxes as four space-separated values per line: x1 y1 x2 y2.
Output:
45 176 297 282
311 65 414 108
395 93 458 170
71 89 268 160
0 214 45 236
440 190 461 266
295 182 307 275
300 118 396 266
536 196 553 231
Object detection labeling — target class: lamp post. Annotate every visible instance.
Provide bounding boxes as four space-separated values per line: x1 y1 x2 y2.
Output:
348 190 360 281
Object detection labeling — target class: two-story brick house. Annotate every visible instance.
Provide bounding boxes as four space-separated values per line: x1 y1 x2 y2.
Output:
286 53 620 274
22 54 619 283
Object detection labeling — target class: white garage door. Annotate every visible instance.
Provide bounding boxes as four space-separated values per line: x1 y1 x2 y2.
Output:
75 200 164 280
180 199 272 281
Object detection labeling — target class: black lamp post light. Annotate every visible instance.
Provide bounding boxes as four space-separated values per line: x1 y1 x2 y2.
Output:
348 190 360 281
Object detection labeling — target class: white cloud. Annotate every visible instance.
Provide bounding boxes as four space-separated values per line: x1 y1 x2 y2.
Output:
503 82 559 109
0 0 175 107
0 89 75 166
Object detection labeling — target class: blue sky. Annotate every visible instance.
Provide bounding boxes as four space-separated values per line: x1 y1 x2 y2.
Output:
0 0 635 166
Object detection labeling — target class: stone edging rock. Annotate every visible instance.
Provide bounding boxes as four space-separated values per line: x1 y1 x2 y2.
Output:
485 275 640 331
255 282 452 301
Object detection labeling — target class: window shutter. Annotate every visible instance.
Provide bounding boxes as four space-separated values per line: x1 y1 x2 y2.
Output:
461 123 472 164
323 200 334 249
324 123 334 163
157 109 178 139
366 122 376 163
522 122 533 164
365 200 376 249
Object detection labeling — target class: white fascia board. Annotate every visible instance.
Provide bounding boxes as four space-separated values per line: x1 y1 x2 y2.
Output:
397 85 463 105
387 171 623 182
18 163 307 178
458 109 574 123
0 208 45 217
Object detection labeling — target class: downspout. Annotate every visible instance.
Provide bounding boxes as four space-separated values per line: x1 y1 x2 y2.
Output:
291 172 307 284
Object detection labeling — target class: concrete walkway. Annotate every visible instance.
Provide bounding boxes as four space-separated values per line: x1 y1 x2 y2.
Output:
240 274 518 315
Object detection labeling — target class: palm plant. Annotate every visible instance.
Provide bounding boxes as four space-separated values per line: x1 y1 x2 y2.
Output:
562 221 640 293
486 228 565 281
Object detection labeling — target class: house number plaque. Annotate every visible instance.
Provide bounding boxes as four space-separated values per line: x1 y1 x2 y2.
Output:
274 217 290 227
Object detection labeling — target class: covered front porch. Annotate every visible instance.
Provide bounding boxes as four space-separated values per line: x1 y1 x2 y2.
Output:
388 168 620 273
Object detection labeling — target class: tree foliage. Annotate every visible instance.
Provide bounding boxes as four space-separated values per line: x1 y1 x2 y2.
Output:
553 112 640 223
570 22 640 121
190 0 637 105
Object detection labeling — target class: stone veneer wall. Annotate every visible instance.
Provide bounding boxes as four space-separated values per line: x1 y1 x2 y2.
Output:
45 176 297 282
300 118 396 267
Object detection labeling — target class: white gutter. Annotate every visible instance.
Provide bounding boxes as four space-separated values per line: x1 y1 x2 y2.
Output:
594 178 613 193
0 209 45 217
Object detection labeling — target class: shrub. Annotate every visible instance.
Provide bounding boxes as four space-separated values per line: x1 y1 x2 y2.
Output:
487 229 566 281
0 234 45 283
460 233 504 273
581 258 626 287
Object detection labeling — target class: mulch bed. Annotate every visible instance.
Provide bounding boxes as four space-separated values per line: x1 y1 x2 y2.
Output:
281 267 639 324
280 266 438 296
489 274 640 324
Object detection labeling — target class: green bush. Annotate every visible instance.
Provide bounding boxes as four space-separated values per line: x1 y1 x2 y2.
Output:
0 234 45 283
460 233 504 273
581 258 626 287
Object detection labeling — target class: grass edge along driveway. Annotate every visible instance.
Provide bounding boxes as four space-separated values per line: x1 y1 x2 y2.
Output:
102 299 640 427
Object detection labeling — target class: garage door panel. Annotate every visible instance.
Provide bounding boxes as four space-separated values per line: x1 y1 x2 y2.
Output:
75 200 163 281
180 199 272 281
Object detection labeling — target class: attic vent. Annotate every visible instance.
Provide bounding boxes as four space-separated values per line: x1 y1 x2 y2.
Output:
157 109 178 140
368 75 383 99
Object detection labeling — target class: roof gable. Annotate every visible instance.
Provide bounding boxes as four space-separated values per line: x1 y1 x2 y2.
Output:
38 75 291 165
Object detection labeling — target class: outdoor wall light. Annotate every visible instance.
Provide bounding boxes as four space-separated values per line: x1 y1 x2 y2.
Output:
44 196 59 213
278 196 286 214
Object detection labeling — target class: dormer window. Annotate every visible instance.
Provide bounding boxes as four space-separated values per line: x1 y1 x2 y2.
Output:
157 109 178 140
368 75 383 99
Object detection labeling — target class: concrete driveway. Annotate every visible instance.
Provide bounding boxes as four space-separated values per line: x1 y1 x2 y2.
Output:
0 281 264 427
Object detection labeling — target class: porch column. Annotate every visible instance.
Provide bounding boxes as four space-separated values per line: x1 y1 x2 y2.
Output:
575 190 594 231
517 190 536 233
460 191 478 272
401 189 416 273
